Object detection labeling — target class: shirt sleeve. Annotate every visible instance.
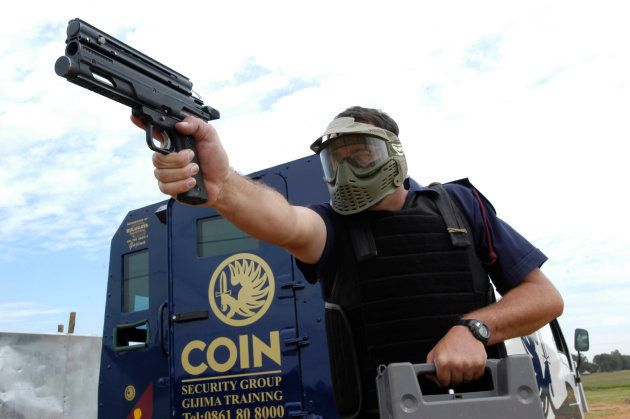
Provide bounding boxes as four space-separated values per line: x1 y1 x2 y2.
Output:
295 203 337 284
442 183 548 295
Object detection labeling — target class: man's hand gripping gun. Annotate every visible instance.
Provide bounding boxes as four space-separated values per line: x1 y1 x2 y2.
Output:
55 18 219 204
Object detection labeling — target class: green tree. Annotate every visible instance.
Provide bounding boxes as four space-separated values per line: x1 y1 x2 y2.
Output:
572 353 598 373
592 350 630 372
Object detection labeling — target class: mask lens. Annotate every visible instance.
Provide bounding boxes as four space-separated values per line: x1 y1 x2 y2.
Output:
320 135 389 181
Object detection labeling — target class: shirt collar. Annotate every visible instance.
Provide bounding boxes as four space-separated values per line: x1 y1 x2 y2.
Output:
403 177 436 207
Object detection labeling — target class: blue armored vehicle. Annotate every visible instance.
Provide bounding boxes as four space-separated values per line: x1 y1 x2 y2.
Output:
98 156 588 419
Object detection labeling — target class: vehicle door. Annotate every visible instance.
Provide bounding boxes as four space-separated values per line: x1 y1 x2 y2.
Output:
521 319 585 419
99 202 171 419
169 173 303 419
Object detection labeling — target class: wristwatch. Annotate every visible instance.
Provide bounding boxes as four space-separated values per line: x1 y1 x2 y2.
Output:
455 319 490 345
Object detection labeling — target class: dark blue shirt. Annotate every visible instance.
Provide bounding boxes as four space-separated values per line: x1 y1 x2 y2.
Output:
299 178 547 295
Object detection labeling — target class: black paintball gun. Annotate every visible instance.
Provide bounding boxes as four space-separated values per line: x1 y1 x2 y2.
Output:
55 18 219 204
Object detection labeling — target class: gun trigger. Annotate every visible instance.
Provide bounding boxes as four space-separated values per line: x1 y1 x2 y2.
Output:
145 122 171 155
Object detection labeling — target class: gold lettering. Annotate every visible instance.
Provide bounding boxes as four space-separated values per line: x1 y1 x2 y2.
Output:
252 331 280 367
180 331 282 376
239 376 281 390
126 218 149 251
182 340 208 375
226 390 283 404
239 334 250 369
181 380 237 395
181 395 222 408
207 337 238 373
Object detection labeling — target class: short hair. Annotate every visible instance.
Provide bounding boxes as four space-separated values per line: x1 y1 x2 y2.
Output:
335 106 399 136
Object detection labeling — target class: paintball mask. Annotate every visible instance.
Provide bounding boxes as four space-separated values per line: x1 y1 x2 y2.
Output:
310 117 408 215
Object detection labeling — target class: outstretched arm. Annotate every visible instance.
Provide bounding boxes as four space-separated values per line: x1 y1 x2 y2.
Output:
142 115 327 264
469 268 564 344
426 268 564 386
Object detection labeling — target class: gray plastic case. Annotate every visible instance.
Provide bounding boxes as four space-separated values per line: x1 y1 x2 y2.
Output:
376 355 543 419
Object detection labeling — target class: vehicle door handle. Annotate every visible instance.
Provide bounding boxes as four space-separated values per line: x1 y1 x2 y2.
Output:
158 302 169 357
172 310 209 323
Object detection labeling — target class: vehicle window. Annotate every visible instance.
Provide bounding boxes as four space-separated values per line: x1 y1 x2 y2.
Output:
538 324 558 351
550 319 573 370
123 250 149 312
197 216 259 257
538 321 571 369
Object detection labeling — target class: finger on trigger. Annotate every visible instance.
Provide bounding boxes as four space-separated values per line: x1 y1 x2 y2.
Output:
130 114 144 129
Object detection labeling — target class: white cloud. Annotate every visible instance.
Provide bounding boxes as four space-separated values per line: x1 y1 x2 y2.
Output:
1 0 629 347
0 302 66 321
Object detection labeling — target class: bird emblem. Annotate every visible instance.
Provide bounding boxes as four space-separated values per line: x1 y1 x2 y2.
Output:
209 253 275 326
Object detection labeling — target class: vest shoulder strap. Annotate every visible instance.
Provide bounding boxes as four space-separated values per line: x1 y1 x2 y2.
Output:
428 182 471 247
347 181 477 261
444 178 498 265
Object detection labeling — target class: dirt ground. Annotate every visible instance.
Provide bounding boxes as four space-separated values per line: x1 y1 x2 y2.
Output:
587 400 630 418
582 372 630 418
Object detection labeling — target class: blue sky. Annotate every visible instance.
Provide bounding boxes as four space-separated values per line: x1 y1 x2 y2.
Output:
1 1 629 358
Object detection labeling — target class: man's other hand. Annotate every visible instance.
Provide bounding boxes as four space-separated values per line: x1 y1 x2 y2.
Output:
425 326 487 387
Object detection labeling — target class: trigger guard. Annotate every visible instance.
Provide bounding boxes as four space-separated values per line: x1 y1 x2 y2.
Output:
145 122 173 155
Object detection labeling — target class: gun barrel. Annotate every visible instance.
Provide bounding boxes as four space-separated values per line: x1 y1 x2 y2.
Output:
66 18 193 94
55 18 219 124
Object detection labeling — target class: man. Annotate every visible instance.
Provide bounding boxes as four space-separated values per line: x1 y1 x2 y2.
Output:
142 106 563 417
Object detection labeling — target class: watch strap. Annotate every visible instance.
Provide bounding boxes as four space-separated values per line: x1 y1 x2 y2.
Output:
455 318 490 345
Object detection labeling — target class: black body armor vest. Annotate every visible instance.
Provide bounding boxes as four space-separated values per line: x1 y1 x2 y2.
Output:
323 183 502 418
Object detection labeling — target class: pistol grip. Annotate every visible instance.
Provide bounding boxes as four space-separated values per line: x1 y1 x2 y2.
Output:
171 129 208 205
142 118 208 205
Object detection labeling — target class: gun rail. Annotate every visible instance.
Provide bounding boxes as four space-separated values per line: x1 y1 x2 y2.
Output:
64 19 193 95
55 19 218 124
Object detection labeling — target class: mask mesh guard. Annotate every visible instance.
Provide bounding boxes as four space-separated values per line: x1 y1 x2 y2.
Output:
312 116 408 215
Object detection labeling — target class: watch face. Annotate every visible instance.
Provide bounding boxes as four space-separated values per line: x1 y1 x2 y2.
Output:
457 319 490 343
478 324 489 338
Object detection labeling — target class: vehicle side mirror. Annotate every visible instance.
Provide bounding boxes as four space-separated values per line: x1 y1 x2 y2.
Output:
574 328 589 352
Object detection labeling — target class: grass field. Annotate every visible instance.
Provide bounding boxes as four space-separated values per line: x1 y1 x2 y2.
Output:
582 370 630 418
